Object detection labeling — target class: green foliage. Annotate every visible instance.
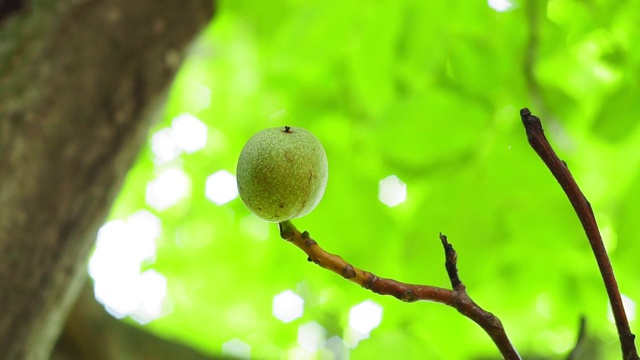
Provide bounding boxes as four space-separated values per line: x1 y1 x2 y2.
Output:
106 0 640 358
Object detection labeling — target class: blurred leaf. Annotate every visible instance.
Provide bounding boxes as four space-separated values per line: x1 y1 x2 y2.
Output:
96 1 640 359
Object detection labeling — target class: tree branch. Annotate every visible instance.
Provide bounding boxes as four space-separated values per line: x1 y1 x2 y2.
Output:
279 220 521 359
566 316 587 360
519 108 638 360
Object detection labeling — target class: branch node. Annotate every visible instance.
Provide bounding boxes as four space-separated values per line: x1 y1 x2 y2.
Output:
403 289 418 302
363 273 378 289
279 221 521 359
342 264 356 279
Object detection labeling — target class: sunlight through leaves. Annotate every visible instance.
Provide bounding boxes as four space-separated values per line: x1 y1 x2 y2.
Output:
297 321 327 352
146 168 190 211
487 0 514 12
205 170 239 205
378 175 407 207
608 294 636 325
273 290 304 323
171 113 208 154
348 300 383 337
89 211 168 323
222 338 251 360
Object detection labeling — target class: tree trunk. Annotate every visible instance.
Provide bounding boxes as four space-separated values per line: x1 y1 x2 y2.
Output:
0 1 214 359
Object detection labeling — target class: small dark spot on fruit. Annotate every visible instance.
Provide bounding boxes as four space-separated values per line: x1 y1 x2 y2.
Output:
279 203 285 209
284 126 292 133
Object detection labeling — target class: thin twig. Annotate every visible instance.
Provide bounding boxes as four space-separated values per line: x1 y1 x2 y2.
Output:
279 220 521 359
566 316 587 360
519 108 638 360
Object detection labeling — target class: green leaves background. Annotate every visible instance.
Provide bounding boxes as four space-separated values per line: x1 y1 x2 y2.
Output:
106 0 640 358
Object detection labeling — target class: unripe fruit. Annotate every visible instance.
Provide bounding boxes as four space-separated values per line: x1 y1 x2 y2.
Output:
236 126 328 222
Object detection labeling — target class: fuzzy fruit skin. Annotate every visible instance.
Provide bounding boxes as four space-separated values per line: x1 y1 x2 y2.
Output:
236 126 328 222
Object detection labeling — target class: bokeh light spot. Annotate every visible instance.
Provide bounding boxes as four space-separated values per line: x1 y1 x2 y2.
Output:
298 321 327 352
89 211 168 323
222 338 251 359
171 113 208 153
240 214 269 241
150 128 180 164
323 336 350 360
535 292 552 319
488 0 514 12
609 294 636 324
146 168 190 211
273 290 304 323
205 170 239 205
130 269 169 324
538 328 574 354
185 82 212 113
348 300 383 335
378 175 407 207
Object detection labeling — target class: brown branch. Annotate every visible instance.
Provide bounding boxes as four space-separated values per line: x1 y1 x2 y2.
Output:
519 108 638 360
279 220 521 359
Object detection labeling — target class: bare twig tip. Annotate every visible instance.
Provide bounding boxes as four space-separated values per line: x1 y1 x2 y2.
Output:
439 233 448 244
519 109 639 358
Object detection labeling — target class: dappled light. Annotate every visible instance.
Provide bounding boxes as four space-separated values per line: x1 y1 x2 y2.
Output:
348 300 383 336
129 270 169 324
89 211 168 322
273 290 304 323
92 0 640 358
378 175 407 207
537 329 574 355
182 82 212 113
609 294 637 325
240 214 270 241
145 168 190 211
488 0 514 12
323 336 351 360
205 170 239 205
297 321 327 352
222 338 251 359
171 113 208 154
151 128 180 164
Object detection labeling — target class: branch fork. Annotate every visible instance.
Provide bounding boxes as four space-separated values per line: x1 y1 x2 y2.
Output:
274 108 637 359
279 220 521 359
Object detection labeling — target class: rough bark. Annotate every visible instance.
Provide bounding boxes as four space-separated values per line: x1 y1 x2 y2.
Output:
0 1 214 359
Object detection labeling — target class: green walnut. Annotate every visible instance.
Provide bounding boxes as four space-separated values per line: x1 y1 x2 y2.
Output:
236 126 328 222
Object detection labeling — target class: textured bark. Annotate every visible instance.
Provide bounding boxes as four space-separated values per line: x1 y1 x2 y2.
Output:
0 1 214 359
